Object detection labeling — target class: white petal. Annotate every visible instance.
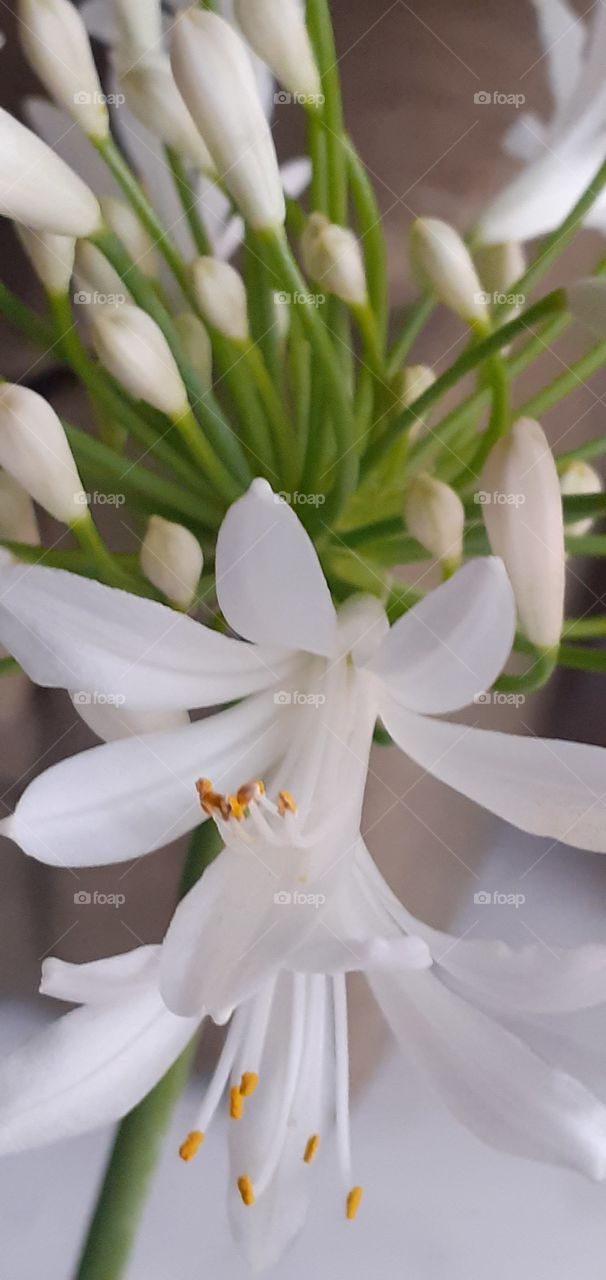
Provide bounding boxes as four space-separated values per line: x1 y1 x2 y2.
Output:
370 970 606 1178
279 156 312 199
70 694 190 742
0 563 292 710
40 947 161 1005
502 112 548 162
215 480 337 656
1 694 283 866
0 974 198 1154
479 145 604 245
531 0 587 115
370 558 515 714
379 699 606 853
291 932 432 974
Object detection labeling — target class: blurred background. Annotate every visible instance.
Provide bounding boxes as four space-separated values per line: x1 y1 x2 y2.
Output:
1 1 606 1276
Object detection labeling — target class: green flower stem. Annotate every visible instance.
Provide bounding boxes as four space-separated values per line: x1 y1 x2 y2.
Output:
0 540 92 571
76 822 223 1280
493 647 558 695
0 282 56 348
244 231 281 387
172 405 242 500
165 147 213 257
289 327 312 478
71 516 140 591
210 333 277 480
91 229 251 493
307 105 329 212
387 295 434 376
557 643 606 674
565 533 606 556
0 656 21 677
563 616 606 639
455 346 510 489
241 341 298 487
260 228 359 519
345 137 388 342
306 0 347 225
362 289 567 475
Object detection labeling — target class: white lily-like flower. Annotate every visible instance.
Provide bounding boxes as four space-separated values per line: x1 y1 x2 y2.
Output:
479 0 606 243
1 480 606 878
0 108 102 236
2 841 606 1271
15 225 75 296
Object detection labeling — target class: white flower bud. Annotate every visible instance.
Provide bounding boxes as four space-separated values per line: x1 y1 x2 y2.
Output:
560 461 603 538
140 516 203 610
0 470 40 547
0 385 87 525
475 241 526 296
91 304 188 417
404 474 464 572
119 58 215 175
409 218 488 325
567 278 606 338
16 226 75 295
99 197 158 279
174 314 213 388
301 214 367 307
0 109 102 236
481 418 565 651
113 0 163 72
171 10 285 230
74 241 130 305
19 0 109 140
395 364 436 444
234 0 322 104
192 258 250 344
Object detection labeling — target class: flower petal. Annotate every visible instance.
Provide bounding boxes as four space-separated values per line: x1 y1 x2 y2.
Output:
479 145 604 246
380 698 606 852
40 946 160 1005
370 969 606 1178
0 953 198 1154
215 479 337 656
1 693 283 866
369 558 515 714
0 562 291 710
70 694 190 742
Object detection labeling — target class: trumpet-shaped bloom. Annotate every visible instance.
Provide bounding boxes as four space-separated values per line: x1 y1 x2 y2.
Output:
2 478 606 876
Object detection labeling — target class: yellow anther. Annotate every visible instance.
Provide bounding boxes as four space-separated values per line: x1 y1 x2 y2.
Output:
235 780 265 808
196 778 230 820
239 1072 259 1098
228 795 245 821
230 1085 244 1120
277 789 297 816
237 1175 255 1207
346 1187 363 1221
303 1134 320 1164
179 1130 204 1163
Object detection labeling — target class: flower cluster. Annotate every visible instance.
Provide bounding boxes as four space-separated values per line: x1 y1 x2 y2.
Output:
1 0 606 1274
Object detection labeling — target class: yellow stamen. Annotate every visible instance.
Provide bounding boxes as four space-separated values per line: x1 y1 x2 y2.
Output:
237 1175 255 1207
179 1130 204 1163
277 789 297 816
236 780 264 808
239 1071 259 1098
303 1134 320 1164
230 1085 244 1120
228 795 245 821
346 1186 363 1220
196 778 231 820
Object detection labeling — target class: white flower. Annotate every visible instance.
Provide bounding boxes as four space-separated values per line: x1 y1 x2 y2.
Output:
140 516 203 610
174 313 213 387
90 304 188 417
0 108 101 235
1 479 606 880
118 56 216 175
409 218 488 325
192 257 250 343
0 471 39 551
2 848 606 1270
404 474 465 573
479 0 606 243
19 0 109 139
301 214 368 307
0 385 87 526
171 10 286 230
234 0 322 105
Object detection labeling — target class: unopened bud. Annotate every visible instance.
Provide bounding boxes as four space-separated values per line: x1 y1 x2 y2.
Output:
301 214 367 307
174 314 213 387
19 0 109 139
120 58 215 175
0 385 87 524
0 109 101 236
91 304 188 417
409 218 488 325
74 241 130 304
404 474 464 573
0 470 40 548
192 258 249 344
16 226 75 295
140 516 203 610
481 418 565 651
234 0 322 105
395 364 436 444
560 461 603 538
99 198 158 279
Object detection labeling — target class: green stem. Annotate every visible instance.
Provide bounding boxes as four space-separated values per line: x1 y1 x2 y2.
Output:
563 616 606 639
493 648 557 694
0 656 21 677
0 282 56 347
76 822 223 1280
165 147 212 257
387 295 435 375
72 516 139 591
242 341 297 486
306 0 347 224
345 136 388 342
557 643 606 674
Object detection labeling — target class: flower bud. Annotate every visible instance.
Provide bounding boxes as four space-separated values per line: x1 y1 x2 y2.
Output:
192 258 250 344
409 218 488 325
91 304 188 417
567 278 606 338
119 58 215 175
171 10 285 230
475 241 526 296
404 474 464 573
140 516 203 610
0 470 40 548
74 241 130 305
560 461 603 538
99 197 158 279
113 0 163 72
481 418 565 650
0 109 102 236
0 385 87 525
395 364 436 444
16 226 75 295
234 0 322 104
301 214 367 307
19 0 109 140
174 314 213 388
